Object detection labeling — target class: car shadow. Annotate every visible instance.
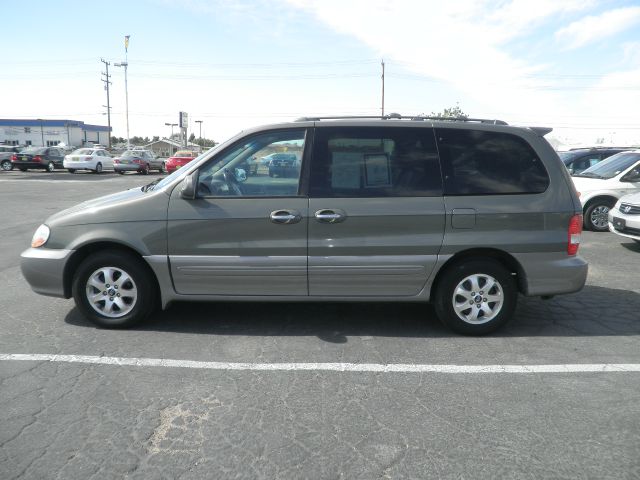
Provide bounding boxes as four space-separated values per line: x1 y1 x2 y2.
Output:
619 240 640 253
64 285 640 341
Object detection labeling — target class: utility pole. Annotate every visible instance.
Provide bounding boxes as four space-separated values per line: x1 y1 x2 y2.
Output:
115 35 131 149
381 59 385 117
100 58 112 149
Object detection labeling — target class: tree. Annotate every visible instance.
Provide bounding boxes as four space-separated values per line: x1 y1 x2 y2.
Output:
429 103 468 119
188 133 196 143
152 136 159 142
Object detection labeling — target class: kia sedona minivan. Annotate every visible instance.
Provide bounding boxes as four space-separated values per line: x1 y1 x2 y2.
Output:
21 115 588 335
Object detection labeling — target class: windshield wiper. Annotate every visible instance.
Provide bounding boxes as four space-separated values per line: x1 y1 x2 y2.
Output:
575 172 603 179
141 179 161 192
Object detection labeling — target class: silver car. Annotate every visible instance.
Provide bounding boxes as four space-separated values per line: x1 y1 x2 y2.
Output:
21 116 588 335
114 149 165 174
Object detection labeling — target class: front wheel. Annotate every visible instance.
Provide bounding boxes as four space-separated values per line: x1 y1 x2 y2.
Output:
159 162 165 173
1 160 12 171
117 170 125 175
584 201 614 232
72 250 157 328
140 164 149 175
434 259 517 335
46 162 55 172
67 168 76 174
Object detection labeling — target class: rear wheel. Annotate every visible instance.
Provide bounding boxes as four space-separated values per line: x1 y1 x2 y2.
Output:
19 168 27 172
72 250 157 328
584 200 615 232
434 259 517 335
94 162 103 174
1 160 12 171
140 164 150 175
67 168 76 173
159 162 165 173
117 170 125 175
46 162 55 172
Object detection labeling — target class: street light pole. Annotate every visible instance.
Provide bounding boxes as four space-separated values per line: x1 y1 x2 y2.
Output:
164 122 177 138
195 120 203 143
115 35 131 150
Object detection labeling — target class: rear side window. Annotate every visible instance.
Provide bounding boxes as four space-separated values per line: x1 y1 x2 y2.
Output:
436 129 549 195
310 127 442 197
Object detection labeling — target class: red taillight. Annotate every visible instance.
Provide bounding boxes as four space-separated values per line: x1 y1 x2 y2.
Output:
86 156 93 160
568 214 582 256
33 155 42 162
11 154 17 161
114 159 120 164
133 159 142 164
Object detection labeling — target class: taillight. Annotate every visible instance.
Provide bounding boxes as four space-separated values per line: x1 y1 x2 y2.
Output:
568 214 582 256
133 159 142 164
86 156 93 160
11 154 17 161
33 155 42 162
114 159 120 164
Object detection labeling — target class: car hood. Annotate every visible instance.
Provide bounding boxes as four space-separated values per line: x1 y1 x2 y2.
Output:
45 187 168 227
618 191 640 205
571 176 611 192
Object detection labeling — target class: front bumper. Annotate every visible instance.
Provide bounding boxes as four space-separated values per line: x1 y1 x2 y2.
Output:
608 208 640 241
21 247 74 298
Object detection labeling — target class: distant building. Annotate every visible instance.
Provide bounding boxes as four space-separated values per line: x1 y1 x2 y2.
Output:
0 119 111 148
144 138 201 158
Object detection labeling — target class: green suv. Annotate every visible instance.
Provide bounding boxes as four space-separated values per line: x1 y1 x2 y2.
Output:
21 116 588 335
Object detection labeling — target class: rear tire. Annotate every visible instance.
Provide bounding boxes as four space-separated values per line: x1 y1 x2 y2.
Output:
72 250 157 328
46 162 55 172
434 259 517 335
94 162 102 174
1 160 12 171
68 168 76 173
19 168 27 172
159 162 165 173
140 164 149 175
117 170 125 175
584 200 615 232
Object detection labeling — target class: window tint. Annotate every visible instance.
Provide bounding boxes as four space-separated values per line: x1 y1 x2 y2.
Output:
436 129 549 195
309 127 442 197
197 129 306 197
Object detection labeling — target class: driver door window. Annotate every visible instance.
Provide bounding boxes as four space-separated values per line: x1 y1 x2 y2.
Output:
196 129 306 197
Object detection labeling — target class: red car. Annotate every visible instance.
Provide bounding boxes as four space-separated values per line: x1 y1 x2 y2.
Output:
165 150 197 173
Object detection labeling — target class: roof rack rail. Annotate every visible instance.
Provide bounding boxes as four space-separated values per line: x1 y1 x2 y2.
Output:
295 113 508 125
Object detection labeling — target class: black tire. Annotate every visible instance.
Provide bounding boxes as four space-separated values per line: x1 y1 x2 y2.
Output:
1 160 12 171
159 162 165 173
19 168 27 172
94 162 102 174
584 200 615 232
72 250 157 328
434 259 517 335
68 168 76 174
140 164 149 175
117 170 125 175
46 162 55 172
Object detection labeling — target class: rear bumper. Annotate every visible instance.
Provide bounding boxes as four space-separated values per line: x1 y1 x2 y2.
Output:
63 160 97 170
114 164 143 172
512 252 588 296
21 247 74 298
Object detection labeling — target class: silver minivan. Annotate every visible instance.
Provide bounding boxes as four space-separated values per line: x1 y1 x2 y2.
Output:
21 116 588 335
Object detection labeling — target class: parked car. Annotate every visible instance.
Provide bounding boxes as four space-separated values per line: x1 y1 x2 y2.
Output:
571 151 640 231
21 115 587 335
165 150 197 173
609 192 640 243
0 145 22 171
267 153 300 177
11 146 65 172
558 147 631 175
63 148 114 174
113 149 164 174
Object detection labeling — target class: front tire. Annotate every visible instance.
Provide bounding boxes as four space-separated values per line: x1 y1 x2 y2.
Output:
140 164 149 175
584 201 614 232
159 162 165 173
434 259 517 335
67 168 76 173
72 250 157 328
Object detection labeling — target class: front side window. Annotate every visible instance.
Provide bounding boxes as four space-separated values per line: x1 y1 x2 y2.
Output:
197 129 306 197
309 127 442 197
436 129 549 195
579 152 640 179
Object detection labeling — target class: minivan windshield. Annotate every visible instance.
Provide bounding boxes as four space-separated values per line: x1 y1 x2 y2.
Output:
577 152 640 179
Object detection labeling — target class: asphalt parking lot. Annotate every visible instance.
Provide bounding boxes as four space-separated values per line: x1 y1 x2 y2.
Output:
1 170 639 479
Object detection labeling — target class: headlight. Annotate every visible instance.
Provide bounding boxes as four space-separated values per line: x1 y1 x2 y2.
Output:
31 224 50 248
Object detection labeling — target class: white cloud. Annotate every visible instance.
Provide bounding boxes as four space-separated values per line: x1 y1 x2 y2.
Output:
555 6 640 50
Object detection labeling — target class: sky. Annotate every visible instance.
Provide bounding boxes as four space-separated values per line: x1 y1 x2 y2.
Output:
3 0 640 148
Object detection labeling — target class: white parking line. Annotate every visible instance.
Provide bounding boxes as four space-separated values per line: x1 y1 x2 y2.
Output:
0 179 123 183
1 353 639 373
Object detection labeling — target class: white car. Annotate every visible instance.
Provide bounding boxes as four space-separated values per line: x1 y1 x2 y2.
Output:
609 192 640 243
63 148 114 174
571 151 640 231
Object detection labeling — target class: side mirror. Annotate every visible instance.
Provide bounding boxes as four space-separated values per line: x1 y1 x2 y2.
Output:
621 169 640 183
179 172 197 199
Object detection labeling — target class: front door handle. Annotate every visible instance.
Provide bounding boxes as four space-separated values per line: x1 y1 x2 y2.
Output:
270 210 302 224
314 209 346 223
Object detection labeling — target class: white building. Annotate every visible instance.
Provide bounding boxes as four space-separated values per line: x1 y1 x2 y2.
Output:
0 119 111 148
